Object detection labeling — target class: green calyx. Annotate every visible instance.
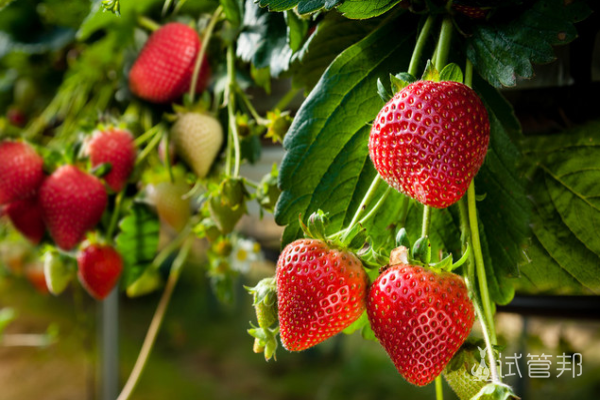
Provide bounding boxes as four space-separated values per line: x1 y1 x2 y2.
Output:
391 227 470 272
298 210 383 268
245 277 279 361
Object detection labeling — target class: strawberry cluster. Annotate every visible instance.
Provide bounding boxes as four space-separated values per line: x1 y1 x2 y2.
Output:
272 79 489 386
0 131 135 300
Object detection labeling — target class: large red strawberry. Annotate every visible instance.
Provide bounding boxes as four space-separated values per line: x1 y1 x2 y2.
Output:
367 254 475 386
39 165 107 250
87 128 136 192
129 22 210 104
276 239 368 351
369 80 489 208
77 243 123 300
0 140 45 205
5 196 46 244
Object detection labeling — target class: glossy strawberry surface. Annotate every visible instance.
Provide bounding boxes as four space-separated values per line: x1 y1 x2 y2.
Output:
367 263 475 386
0 141 45 205
369 80 489 208
77 244 123 300
5 196 46 245
129 22 210 104
276 239 368 351
88 128 136 192
39 165 107 250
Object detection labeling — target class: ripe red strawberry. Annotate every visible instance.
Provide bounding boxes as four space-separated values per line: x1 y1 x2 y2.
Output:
129 22 210 104
87 128 136 192
276 239 368 351
39 165 108 250
7 106 27 127
5 196 46 244
369 80 489 208
77 243 123 300
367 261 475 386
0 140 45 205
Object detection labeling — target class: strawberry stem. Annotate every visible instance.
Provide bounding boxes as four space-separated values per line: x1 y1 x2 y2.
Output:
467 182 497 344
434 15 453 72
106 190 125 243
135 126 164 167
274 87 301 112
116 234 193 400
137 16 161 32
421 205 432 238
235 86 269 125
226 45 241 178
459 195 502 385
189 6 223 103
408 14 436 77
435 375 444 400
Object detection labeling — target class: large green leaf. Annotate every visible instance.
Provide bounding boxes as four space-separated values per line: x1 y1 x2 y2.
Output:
237 0 293 77
520 121 600 294
256 0 341 14
337 0 401 19
275 13 415 247
115 203 160 287
466 0 591 87
290 12 381 92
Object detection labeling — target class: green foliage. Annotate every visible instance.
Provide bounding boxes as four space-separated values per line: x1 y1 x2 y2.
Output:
337 0 403 20
275 13 415 247
115 203 160 288
290 13 381 92
237 0 292 77
520 120 600 294
466 0 592 87
256 0 341 14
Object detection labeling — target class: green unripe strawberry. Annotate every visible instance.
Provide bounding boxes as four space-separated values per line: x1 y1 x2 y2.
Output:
443 344 488 400
171 112 223 179
43 250 74 296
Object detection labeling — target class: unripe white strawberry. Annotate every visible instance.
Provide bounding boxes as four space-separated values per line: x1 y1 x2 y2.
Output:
171 112 223 178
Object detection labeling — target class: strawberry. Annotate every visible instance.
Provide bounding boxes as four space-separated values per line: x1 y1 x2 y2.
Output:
367 257 475 386
25 263 50 295
276 239 368 351
7 106 27 127
77 243 123 300
87 128 136 192
151 180 191 232
5 196 46 245
369 80 489 208
39 165 108 250
129 22 210 104
171 112 223 178
0 140 45 205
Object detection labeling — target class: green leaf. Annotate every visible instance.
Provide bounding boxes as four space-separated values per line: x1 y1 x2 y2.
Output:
256 0 341 14
439 63 463 83
470 76 532 305
389 72 415 94
237 0 293 77
466 0 592 87
275 13 415 247
285 10 308 53
115 203 160 288
519 120 600 294
337 0 402 20
290 12 381 92
220 0 243 27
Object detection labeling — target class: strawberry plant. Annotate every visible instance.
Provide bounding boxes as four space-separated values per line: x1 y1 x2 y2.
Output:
0 0 599 399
